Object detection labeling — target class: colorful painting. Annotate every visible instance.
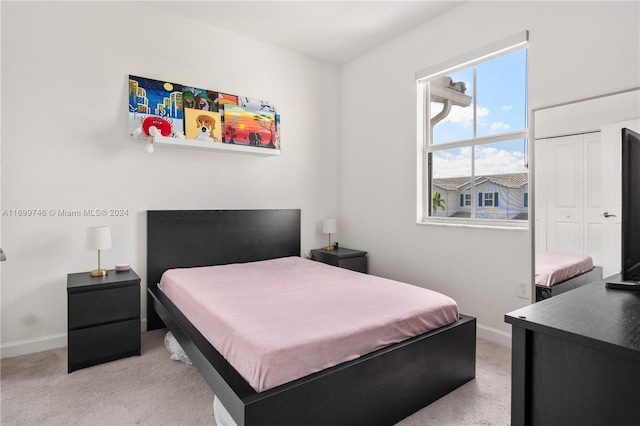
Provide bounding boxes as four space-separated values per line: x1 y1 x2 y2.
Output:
239 96 277 113
183 87 219 112
128 75 183 137
222 105 277 148
184 108 222 143
275 114 281 149
128 75 281 152
218 93 238 107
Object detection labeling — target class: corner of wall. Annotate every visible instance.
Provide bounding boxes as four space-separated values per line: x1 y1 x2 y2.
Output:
477 324 512 348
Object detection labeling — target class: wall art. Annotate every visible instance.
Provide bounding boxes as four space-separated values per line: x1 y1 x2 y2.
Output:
128 75 280 154
128 75 183 137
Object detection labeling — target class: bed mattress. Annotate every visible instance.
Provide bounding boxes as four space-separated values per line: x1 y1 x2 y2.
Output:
535 251 594 287
158 256 459 392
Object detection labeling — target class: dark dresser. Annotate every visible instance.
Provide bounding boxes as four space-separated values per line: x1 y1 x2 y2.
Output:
505 275 640 426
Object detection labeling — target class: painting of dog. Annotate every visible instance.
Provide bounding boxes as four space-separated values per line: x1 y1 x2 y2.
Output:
195 114 218 141
184 108 221 142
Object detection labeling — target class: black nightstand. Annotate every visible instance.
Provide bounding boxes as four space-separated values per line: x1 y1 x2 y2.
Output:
310 247 368 273
67 268 141 373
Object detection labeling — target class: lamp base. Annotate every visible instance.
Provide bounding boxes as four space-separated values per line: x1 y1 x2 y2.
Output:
324 245 334 251
90 269 108 277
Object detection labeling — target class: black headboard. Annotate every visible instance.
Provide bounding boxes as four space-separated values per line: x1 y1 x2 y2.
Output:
147 209 301 329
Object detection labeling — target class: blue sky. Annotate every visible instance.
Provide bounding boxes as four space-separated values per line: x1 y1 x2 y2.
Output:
431 49 528 178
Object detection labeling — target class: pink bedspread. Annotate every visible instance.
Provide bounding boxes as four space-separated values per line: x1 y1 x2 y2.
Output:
535 251 594 287
159 256 459 392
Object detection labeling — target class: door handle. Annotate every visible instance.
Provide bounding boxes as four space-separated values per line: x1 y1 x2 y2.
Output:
603 212 617 218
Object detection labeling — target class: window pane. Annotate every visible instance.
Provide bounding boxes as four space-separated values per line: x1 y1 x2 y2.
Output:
473 139 529 220
431 68 473 144
431 148 472 218
476 49 527 137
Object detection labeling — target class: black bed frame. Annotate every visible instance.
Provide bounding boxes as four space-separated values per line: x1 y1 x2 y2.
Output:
147 209 476 426
535 266 603 302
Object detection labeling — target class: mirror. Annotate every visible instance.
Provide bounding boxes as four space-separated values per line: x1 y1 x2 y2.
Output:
532 88 640 299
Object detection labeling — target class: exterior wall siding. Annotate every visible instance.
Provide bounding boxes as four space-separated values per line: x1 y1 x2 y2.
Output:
433 177 528 220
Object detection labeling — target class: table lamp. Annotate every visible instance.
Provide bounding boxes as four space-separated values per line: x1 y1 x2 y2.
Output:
322 218 337 251
86 226 111 277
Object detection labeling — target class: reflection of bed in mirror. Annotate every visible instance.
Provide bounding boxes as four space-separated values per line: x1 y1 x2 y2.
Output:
533 88 640 297
535 251 603 301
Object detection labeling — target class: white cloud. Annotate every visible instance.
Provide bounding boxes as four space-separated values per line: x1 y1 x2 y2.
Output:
441 105 490 128
490 122 511 132
502 105 513 111
432 145 526 178
432 149 471 178
475 145 526 175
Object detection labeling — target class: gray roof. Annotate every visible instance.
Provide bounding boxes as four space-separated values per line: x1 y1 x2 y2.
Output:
433 176 473 191
433 172 528 191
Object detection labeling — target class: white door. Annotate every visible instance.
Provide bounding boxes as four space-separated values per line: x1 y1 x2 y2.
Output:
548 135 583 254
536 132 606 265
600 119 640 277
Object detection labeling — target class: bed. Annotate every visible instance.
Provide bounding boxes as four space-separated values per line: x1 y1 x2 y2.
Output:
146 209 476 426
535 251 603 301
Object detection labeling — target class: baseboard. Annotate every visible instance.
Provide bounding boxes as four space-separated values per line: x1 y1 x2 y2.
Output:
477 324 512 348
0 332 67 359
1 318 149 359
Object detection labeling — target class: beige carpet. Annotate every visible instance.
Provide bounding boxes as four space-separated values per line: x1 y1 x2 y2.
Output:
1 330 510 425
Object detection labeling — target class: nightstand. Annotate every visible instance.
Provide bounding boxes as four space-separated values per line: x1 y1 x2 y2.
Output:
67 268 141 372
310 247 368 273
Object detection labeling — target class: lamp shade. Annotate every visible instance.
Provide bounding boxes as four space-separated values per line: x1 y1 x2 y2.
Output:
86 226 112 250
322 218 337 234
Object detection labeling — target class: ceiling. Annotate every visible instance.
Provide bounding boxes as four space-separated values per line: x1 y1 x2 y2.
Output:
143 1 464 65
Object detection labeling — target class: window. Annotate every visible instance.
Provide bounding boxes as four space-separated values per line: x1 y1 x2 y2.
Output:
460 193 471 206
482 192 496 207
417 32 529 226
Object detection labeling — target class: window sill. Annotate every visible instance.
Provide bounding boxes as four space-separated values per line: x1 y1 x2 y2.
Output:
417 218 529 231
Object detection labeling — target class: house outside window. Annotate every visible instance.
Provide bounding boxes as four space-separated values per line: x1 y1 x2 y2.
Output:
416 32 529 226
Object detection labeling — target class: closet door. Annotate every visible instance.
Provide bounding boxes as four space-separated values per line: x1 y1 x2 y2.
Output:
546 134 584 254
537 133 604 263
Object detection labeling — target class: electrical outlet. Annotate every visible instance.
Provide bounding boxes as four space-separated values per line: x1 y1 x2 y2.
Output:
517 281 530 299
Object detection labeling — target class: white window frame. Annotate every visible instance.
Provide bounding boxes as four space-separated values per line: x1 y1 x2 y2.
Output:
483 192 494 207
416 31 529 229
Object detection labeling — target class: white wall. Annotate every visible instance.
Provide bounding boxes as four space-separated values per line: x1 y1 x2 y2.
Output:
1 2 341 356
339 1 639 343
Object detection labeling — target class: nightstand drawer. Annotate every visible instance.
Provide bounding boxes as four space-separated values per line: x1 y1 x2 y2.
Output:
311 247 368 273
68 285 139 330
339 256 367 273
68 318 140 372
